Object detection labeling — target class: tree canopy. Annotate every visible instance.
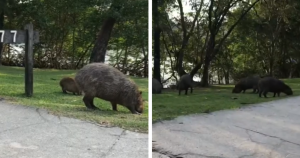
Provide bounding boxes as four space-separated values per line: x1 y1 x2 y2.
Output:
0 0 148 77
154 0 300 86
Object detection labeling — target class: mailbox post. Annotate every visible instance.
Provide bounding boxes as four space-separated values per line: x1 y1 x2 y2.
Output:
0 23 39 97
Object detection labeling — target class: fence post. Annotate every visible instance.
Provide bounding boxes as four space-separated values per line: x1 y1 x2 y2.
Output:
24 23 34 97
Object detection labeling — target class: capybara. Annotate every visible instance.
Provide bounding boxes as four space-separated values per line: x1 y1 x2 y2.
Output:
177 74 193 95
59 77 81 95
258 77 293 98
152 78 163 94
232 75 260 93
74 63 143 114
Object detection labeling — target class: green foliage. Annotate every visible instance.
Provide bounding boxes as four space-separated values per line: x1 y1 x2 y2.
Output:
159 0 300 84
0 66 148 132
1 0 148 73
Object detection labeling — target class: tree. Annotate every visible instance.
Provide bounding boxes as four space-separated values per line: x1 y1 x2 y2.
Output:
200 0 261 87
0 11 3 65
89 0 122 63
0 0 6 65
173 0 203 76
153 0 162 82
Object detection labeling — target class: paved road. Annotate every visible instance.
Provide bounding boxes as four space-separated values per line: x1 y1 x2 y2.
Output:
153 96 300 158
0 100 148 158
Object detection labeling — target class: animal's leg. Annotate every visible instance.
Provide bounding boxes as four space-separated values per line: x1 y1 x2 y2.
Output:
89 98 97 109
62 87 67 94
83 96 98 110
111 102 117 111
190 87 193 94
259 90 262 97
185 88 188 95
273 92 276 97
263 91 268 98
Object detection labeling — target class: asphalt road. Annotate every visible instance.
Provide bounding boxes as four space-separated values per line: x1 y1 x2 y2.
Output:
153 96 300 158
0 100 148 158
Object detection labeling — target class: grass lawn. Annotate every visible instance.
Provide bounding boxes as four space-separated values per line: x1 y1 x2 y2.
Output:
153 78 300 122
0 66 148 133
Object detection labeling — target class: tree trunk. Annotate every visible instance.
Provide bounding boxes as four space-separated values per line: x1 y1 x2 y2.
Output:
176 50 187 76
122 45 128 74
224 70 229 84
141 45 148 78
0 11 4 65
72 17 75 69
201 54 211 87
89 17 116 63
217 69 221 85
190 61 202 78
269 59 273 77
201 36 214 87
153 0 161 82
289 69 292 79
143 55 148 77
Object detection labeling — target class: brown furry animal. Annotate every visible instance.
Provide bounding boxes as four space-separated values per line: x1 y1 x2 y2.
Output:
75 63 144 114
59 77 81 95
258 77 293 98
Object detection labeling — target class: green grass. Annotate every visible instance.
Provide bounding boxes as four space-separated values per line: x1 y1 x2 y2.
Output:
153 78 300 122
0 66 148 133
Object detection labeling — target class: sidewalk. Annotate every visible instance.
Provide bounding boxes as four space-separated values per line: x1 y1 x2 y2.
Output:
153 96 300 158
0 101 148 158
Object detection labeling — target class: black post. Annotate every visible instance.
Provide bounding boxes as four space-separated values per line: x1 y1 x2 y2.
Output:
24 23 33 97
0 11 4 65
153 0 161 83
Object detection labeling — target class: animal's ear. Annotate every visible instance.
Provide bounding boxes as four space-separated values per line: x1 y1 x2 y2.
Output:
139 91 142 95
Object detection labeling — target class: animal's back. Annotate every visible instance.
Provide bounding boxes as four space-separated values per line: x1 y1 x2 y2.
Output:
59 77 73 87
178 74 192 89
75 63 129 101
245 76 260 88
259 77 280 92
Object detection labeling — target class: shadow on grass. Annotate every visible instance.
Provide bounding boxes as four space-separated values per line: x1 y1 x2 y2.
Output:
72 106 131 115
51 91 81 96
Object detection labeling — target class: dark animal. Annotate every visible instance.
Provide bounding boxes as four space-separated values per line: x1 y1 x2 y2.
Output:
177 74 193 95
152 78 163 94
75 63 144 114
258 77 293 98
59 77 81 95
232 75 260 93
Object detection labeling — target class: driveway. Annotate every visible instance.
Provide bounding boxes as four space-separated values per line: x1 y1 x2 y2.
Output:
153 96 300 158
0 100 148 158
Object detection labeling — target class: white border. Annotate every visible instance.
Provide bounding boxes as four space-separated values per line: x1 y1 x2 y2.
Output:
148 0 152 157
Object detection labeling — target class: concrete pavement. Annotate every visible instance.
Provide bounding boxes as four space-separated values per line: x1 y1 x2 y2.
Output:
153 96 300 158
0 100 148 158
